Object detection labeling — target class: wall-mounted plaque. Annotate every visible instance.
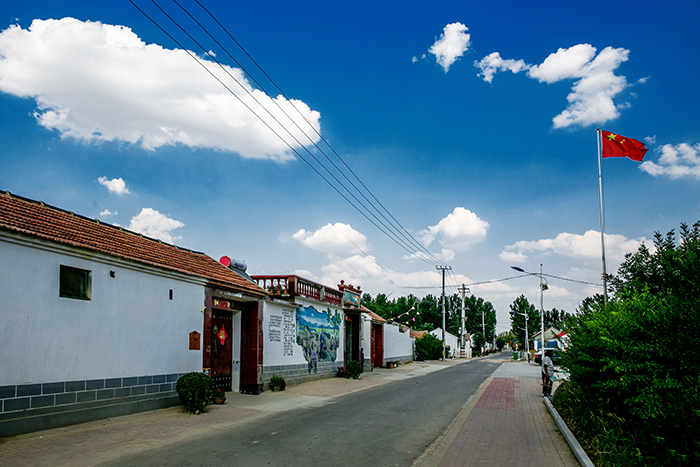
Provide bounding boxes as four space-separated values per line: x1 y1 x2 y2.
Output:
189 330 201 350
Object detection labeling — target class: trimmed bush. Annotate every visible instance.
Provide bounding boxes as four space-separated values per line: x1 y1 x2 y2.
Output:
345 360 363 379
176 372 213 414
415 333 443 361
269 374 286 391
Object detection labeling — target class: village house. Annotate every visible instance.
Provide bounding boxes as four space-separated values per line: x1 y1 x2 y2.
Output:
0 191 417 436
250 276 414 388
0 191 266 436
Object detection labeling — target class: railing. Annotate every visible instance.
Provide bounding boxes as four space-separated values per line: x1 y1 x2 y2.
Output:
251 275 343 307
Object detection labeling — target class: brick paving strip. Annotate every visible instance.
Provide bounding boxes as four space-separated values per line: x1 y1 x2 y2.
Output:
0 361 459 467
414 377 579 467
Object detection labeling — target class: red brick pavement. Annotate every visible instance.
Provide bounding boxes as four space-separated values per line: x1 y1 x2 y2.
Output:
417 377 578 467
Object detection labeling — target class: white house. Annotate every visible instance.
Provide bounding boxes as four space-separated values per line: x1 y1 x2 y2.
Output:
0 192 266 436
429 329 460 358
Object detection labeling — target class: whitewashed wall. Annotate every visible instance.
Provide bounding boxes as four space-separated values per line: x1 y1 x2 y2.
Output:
262 301 307 367
262 297 344 383
430 329 459 358
0 233 205 386
383 324 414 362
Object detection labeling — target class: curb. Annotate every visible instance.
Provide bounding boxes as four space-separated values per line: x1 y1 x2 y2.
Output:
544 397 594 467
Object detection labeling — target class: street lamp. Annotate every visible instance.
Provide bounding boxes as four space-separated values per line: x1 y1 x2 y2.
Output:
511 265 548 371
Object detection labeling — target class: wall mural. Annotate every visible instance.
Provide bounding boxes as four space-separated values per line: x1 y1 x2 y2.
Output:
296 306 341 374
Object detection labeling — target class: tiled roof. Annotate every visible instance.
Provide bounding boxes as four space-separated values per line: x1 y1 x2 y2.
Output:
410 330 427 339
0 191 266 298
361 307 386 323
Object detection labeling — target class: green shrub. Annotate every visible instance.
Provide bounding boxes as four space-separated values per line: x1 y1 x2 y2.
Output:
415 333 443 361
176 372 213 414
345 360 363 378
269 374 286 391
558 221 700 465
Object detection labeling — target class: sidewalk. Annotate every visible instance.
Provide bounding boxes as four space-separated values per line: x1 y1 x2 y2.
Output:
0 358 578 467
414 359 578 467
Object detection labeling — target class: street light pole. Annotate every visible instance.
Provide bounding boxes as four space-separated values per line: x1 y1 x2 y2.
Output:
511 265 548 371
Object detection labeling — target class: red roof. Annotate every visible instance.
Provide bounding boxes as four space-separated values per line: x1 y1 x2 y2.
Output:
362 308 386 323
410 330 427 339
0 191 266 298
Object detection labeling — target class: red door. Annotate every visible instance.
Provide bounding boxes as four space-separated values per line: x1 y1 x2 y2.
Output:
372 323 384 368
211 309 233 391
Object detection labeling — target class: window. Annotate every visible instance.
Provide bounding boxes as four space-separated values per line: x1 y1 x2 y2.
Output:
60 265 91 300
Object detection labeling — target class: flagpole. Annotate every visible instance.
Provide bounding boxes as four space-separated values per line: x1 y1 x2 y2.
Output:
597 128 608 306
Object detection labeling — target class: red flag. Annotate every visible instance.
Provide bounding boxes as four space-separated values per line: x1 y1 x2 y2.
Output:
601 130 648 162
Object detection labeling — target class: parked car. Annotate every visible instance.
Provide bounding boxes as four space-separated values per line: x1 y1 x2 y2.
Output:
534 349 564 365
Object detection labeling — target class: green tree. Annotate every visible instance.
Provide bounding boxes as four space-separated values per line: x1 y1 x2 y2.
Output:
509 295 538 349
543 307 571 330
558 221 700 466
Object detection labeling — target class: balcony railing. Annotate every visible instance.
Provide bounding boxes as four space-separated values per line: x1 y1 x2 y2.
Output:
251 275 342 307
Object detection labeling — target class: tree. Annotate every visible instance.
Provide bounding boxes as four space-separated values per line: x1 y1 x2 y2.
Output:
543 308 571 330
509 295 538 349
457 295 497 342
559 221 700 466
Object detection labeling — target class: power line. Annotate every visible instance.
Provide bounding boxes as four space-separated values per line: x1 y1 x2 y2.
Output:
188 0 445 267
130 0 444 267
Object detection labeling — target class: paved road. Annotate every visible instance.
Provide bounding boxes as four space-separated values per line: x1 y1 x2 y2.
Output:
105 354 509 466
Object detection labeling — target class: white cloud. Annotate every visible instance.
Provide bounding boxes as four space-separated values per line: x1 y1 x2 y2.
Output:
98 176 130 195
498 250 527 263
500 230 647 263
475 52 528 84
641 143 700 180
128 208 184 244
419 207 490 258
475 44 632 128
99 209 117 217
429 23 471 73
292 222 368 254
526 44 597 83
0 18 320 161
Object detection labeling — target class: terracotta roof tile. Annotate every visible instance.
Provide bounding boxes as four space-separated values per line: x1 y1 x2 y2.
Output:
363 309 386 323
0 191 266 298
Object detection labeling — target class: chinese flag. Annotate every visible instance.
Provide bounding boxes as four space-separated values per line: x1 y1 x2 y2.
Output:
601 130 648 162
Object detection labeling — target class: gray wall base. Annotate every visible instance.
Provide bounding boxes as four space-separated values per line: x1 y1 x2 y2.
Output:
0 392 179 438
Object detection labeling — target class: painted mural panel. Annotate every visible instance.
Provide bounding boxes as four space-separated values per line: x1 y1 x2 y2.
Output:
296 306 341 373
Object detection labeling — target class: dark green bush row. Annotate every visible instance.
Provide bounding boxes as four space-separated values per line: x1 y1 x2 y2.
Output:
556 222 700 466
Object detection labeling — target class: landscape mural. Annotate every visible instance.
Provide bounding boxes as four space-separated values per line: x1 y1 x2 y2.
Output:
296 306 341 374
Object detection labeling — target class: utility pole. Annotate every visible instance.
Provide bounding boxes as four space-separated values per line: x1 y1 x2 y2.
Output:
436 265 451 361
457 284 469 358
481 299 486 354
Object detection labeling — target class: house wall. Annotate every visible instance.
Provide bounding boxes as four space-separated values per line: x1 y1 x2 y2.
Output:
383 324 414 364
360 315 371 371
262 298 344 387
430 329 459 358
0 233 205 414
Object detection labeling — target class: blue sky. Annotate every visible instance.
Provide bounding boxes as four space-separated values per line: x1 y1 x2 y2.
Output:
2 1 699 333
